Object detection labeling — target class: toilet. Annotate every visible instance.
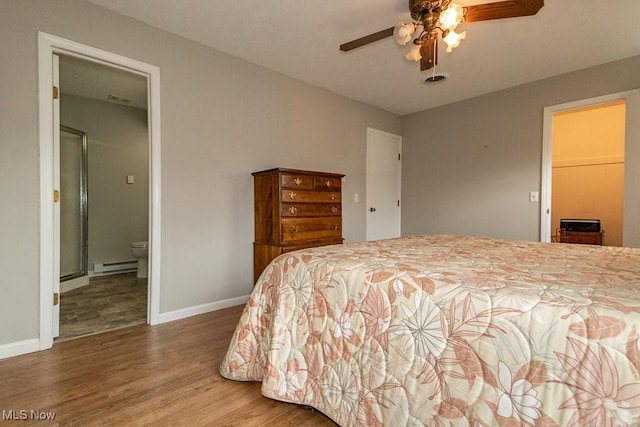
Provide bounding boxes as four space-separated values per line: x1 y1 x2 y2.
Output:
130 241 149 279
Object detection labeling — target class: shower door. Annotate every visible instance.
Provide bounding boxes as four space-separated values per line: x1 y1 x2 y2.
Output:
60 125 88 281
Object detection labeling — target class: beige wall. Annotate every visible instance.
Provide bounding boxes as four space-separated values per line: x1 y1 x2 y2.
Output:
551 101 625 246
0 0 401 347
61 94 150 269
402 56 640 242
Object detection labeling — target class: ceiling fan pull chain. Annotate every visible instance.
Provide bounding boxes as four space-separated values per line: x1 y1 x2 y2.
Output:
432 38 437 78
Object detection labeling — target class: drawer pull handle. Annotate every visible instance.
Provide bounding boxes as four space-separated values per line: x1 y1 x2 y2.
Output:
331 206 338 213
330 224 338 231
294 178 303 186
289 206 298 214
331 194 337 201
290 225 299 234
289 192 297 200
325 180 331 187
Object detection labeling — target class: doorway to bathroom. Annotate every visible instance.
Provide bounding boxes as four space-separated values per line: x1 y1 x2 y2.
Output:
55 54 150 341
56 55 149 341
38 32 162 350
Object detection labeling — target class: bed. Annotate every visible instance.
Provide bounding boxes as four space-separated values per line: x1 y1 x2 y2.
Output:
220 235 640 426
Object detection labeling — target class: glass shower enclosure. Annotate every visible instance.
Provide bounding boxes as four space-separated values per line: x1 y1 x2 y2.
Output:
60 125 88 281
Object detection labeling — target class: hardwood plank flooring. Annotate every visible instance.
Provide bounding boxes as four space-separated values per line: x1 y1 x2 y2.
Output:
0 305 337 426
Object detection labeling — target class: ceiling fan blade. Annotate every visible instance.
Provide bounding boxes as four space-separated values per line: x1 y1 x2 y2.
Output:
420 36 437 71
340 26 395 52
464 0 544 22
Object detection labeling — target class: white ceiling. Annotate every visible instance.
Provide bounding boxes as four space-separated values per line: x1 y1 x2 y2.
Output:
83 0 640 115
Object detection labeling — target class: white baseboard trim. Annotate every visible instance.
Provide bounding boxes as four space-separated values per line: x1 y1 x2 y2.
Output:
157 295 250 324
0 338 40 360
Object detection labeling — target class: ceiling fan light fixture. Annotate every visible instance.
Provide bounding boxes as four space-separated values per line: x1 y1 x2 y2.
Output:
439 2 465 31
404 41 422 61
393 22 417 45
443 29 466 52
339 0 545 74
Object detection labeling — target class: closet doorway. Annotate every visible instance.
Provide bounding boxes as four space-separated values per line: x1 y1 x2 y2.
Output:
541 89 640 247
550 101 625 246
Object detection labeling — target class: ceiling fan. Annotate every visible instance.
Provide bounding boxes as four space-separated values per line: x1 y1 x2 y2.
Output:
340 0 544 72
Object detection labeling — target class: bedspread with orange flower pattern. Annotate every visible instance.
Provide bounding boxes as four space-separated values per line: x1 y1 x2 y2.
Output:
220 235 640 426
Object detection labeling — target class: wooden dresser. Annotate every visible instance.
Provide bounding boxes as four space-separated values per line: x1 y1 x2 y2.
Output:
252 168 344 283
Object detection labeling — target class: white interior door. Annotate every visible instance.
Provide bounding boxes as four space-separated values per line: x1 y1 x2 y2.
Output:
52 53 60 338
366 128 402 241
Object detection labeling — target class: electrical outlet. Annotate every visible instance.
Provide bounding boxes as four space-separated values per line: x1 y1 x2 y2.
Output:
354 193 359 203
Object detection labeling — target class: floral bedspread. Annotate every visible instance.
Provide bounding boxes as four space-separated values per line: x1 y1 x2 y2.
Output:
220 235 640 426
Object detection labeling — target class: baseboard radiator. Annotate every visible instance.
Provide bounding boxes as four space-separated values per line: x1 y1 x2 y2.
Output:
92 259 137 276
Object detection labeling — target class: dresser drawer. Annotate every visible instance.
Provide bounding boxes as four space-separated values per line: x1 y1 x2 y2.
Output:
281 218 342 242
280 173 314 189
281 189 340 203
282 203 341 217
560 231 602 245
281 240 343 253
314 176 342 191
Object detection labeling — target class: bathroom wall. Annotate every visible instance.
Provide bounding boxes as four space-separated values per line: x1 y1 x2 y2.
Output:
61 94 149 271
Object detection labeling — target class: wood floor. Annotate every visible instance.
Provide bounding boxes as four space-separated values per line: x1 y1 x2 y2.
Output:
0 305 337 426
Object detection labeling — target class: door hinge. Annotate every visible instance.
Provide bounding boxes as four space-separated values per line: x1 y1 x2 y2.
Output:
53 190 60 203
397 200 400 207
53 293 59 306
53 86 59 100
398 153 401 160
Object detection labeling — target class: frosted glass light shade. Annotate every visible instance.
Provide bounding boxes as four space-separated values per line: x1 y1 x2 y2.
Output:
439 3 464 31
393 22 417 45
404 42 422 61
443 30 466 52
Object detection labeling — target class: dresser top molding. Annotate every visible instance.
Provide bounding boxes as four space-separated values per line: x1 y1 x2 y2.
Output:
252 167 345 178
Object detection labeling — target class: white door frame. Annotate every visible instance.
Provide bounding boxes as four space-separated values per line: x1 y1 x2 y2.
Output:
540 88 640 242
38 32 162 350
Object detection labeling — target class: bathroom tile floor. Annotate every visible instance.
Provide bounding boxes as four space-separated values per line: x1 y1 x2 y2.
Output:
57 273 147 341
